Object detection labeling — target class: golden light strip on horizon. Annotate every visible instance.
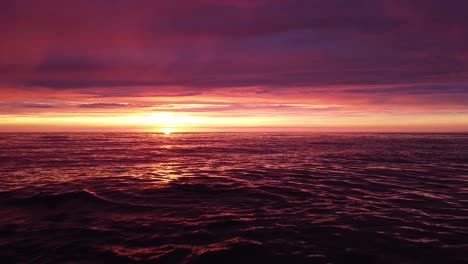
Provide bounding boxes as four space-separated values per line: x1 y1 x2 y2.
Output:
1 111 467 132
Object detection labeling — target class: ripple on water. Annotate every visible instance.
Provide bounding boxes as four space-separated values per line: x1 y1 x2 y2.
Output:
0 133 467 263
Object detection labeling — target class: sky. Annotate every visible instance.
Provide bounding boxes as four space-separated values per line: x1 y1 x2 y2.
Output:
1 0 467 132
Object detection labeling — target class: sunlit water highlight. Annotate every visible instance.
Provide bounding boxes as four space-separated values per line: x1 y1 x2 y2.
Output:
0 133 467 263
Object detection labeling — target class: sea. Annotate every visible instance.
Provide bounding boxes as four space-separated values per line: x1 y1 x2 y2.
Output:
0 133 467 263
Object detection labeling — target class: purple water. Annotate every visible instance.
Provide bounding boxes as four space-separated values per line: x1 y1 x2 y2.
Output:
0 133 467 263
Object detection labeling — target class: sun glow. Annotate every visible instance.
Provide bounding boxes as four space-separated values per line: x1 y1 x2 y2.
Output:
162 128 173 135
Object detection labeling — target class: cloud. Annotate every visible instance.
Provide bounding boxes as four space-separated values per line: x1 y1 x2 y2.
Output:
78 103 131 108
345 84 468 95
0 102 56 108
0 0 467 118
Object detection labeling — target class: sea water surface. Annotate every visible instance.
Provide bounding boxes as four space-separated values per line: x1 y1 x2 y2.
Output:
0 133 467 263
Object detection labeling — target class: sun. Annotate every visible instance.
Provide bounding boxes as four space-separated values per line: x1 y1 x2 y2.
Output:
161 128 173 135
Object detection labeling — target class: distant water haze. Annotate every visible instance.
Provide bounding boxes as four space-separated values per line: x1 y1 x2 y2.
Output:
0 133 467 263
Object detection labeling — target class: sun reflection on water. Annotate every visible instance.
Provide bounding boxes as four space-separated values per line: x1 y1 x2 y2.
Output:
148 162 181 186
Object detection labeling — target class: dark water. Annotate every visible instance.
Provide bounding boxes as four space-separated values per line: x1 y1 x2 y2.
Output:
0 133 467 263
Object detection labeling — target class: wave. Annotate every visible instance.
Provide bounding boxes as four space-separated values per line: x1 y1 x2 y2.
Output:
1 133 467 263
7 189 115 207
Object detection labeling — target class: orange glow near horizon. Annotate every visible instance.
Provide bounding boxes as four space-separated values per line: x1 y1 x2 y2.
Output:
1 82 468 132
1 109 467 132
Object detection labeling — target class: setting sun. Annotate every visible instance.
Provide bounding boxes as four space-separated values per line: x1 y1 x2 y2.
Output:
161 128 173 135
